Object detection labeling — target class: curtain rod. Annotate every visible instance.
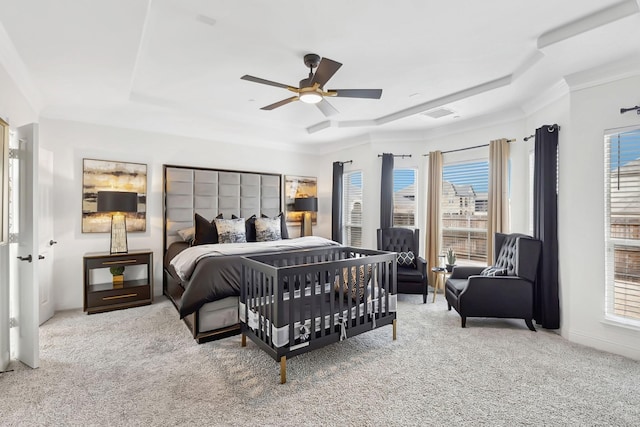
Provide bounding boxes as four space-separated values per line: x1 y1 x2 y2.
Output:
335 160 353 165
377 154 412 158
621 105 640 115
524 124 561 141
421 139 515 156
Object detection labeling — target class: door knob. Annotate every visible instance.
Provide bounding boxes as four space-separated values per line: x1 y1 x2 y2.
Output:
17 255 32 263
39 255 45 260
49 240 58 246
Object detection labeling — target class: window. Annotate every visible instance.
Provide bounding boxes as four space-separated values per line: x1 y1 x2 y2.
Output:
343 170 362 247
441 160 489 265
393 168 417 227
605 127 640 325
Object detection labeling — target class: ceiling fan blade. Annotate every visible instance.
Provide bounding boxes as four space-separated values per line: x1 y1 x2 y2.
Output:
260 96 299 110
241 75 294 90
330 89 383 99
315 99 339 117
310 58 342 87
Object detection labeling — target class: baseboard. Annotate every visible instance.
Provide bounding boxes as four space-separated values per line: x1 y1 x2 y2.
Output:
566 330 640 361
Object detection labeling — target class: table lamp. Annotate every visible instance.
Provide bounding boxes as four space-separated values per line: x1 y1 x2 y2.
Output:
293 197 318 237
96 191 138 254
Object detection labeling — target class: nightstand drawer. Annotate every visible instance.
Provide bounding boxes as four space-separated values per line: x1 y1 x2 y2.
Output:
87 285 151 308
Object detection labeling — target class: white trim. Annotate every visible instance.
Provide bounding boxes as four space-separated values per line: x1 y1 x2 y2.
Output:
567 329 640 360
521 79 570 115
537 0 640 49
565 55 640 92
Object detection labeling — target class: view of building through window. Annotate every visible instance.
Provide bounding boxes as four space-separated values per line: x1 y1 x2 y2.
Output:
393 168 417 227
605 128 640 323
343 171 362 247
441 160 489 265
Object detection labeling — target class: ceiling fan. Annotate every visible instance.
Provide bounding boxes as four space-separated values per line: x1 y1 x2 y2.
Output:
240 53 382 117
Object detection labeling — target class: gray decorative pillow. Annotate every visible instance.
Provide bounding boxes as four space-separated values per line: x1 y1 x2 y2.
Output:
397 251 415 267
214 218 247 243
177 226 195 243
255 217 281 242
480 266 507 277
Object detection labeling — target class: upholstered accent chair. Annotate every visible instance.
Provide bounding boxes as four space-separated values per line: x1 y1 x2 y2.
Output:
445 233 542 330
377 228 428 303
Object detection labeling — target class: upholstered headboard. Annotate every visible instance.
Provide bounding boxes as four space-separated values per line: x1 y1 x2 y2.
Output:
163 165 281 251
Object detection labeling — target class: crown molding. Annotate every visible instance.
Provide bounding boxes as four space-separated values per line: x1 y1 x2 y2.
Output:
0 22 43 114
521 79 570 115
537 0 640 49
564 55 640 91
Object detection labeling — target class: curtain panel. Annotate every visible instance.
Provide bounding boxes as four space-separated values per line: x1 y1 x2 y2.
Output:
331 161 344 243
380 153 394 229
533 125 560 329
426 151 443 284
487 138 510 263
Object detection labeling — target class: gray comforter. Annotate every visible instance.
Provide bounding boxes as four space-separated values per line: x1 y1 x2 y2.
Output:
170 237 340 318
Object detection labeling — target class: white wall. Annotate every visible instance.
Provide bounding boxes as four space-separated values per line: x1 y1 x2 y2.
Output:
40 119 320 310
561 74 640 359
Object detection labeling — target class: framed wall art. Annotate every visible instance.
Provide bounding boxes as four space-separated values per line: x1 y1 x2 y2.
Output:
284 175 317 224
82 158 147 233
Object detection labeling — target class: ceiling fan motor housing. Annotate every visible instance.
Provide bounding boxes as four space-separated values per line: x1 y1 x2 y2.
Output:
303 53 321 69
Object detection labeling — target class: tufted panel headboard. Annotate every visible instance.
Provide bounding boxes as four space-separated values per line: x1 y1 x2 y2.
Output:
163 165 281 252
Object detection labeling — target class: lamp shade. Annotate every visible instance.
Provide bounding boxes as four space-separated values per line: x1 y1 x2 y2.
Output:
293 197 318 212
96 191 138 213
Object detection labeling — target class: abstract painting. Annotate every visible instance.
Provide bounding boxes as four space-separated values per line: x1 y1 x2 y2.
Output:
284 175 317 224
82 159 147 233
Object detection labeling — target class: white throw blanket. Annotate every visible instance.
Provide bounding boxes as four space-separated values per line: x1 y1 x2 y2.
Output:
170 236 340 281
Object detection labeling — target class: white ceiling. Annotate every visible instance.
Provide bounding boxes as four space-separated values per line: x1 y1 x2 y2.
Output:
1 0 640 152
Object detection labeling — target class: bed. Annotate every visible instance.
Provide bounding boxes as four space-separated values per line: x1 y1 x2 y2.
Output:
240 246 397 383
163 164 341 342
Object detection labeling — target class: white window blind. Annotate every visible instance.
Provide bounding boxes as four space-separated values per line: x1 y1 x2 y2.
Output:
605 128 640 324
343 170 363 247
393 168 417 227
441 160 489 265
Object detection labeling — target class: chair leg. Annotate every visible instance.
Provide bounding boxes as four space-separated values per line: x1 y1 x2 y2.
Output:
525 318 537 332
461 316 466 328
423 285 427 304
447 303 451 311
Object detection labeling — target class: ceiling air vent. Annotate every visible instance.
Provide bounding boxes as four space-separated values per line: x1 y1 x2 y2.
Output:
421 108 455 119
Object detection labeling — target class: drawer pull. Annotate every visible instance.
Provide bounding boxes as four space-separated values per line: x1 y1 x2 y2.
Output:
102 260 138 266
102 293 138 301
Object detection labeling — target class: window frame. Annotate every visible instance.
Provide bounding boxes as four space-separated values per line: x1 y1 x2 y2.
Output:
342 169 363 247
392 167 418 228
604 126 640 327
441 158 489 266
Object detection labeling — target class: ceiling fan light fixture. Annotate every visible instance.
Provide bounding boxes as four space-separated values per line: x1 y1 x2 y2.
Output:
299 91 323 104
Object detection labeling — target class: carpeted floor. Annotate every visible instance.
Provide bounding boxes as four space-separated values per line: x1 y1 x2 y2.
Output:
1 295 639 426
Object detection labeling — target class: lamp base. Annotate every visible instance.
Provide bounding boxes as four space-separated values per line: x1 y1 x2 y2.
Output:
300 212 313 237
110 213 129 254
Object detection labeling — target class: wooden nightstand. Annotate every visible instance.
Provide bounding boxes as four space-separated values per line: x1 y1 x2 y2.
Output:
83 249 153 314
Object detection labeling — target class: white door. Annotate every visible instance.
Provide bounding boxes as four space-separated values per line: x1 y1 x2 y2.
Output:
0 120 9 371
39 148 54 325
14 123 39 368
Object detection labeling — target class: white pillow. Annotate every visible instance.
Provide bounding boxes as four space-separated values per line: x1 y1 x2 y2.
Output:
214 218 247 243
254 217 281 242
177 226 195 243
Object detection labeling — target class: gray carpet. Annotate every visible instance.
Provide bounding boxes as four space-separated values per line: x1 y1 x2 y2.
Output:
1 295 639 426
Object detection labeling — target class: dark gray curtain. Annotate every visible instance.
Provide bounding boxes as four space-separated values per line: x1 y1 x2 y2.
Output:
533 125 560 329
380 153 394 229
331 161 344 243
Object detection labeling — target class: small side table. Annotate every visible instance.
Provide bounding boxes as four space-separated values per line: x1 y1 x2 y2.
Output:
431 267 451 303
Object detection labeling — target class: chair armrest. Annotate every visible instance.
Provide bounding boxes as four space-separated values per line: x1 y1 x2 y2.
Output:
416 256 427 277
450 266 486 279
